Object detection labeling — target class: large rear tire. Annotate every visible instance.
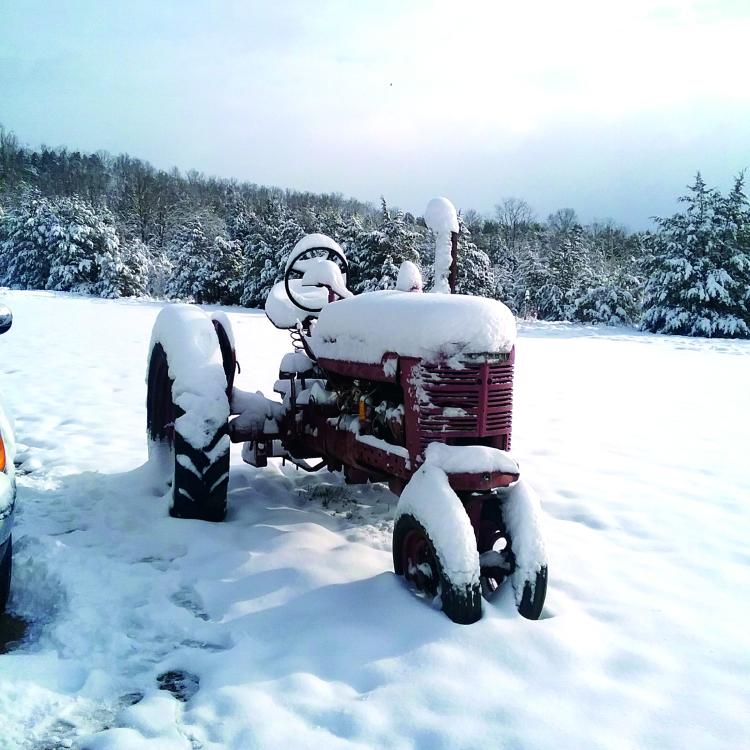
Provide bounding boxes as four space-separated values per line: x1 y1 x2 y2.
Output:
147 305 231 522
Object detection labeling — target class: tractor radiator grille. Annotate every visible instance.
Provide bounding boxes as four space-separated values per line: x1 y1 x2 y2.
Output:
417 357 514 450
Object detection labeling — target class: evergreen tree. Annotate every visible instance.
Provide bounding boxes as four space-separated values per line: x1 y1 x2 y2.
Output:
641 173 750 337
350 199 421 293
99 237 156 299
0 193 59 288
534 221 593 320
455 219 494 297
165 218 213 302
224 196 257 246
195 235 244 305
241 202 303 307
570 266 640 326
45 197 120 294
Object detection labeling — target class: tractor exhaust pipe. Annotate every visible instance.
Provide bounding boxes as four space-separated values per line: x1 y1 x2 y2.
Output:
424 197 459 294
449 230 458 294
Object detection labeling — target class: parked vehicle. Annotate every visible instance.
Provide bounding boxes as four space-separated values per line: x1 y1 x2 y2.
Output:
146 199 548 624
0 305 16 613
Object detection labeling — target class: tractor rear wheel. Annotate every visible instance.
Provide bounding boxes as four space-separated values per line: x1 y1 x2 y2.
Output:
147 305 232 522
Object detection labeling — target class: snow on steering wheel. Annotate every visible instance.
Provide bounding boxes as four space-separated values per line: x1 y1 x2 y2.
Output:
283 235 350 314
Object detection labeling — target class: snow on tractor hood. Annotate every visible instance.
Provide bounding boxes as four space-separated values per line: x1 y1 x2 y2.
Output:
310 290 517 364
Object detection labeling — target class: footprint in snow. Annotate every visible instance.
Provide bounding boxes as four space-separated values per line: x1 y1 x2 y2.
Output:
119 690 144 707
170 586 211 621
156 669 200 702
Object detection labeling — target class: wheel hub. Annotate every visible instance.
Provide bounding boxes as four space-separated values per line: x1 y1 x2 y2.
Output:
401 529 438 596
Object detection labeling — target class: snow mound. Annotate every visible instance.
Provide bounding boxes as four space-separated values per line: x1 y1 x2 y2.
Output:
148 304 229 450
396 464 480 588
396 261 423 292
311 290 517 364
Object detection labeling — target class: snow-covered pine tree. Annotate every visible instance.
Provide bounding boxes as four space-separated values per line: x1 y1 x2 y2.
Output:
195 235 244 305
570 266 640 326
350 199 421 293
641 173 750 338
225 196 257 246
0 193 60 288
165 218 212 302
455 219 494 297
241 201 303 307
534 216 592 320
99 237 156 298
570 224 642 326
45 196 120 295
712 174 750 334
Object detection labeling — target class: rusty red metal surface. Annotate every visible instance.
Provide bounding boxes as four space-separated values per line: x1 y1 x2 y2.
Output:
233 347 517 498
316 354 398 383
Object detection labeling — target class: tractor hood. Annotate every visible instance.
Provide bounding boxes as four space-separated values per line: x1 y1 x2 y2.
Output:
310 290 517 365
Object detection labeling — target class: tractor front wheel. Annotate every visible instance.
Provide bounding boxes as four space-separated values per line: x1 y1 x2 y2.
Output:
393 513 482 625
479 492 548 620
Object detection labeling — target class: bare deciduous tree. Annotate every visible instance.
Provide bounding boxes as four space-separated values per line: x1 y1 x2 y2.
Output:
494 198 534 252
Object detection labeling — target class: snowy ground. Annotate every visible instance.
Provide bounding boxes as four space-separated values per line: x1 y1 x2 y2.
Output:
0 290 748 750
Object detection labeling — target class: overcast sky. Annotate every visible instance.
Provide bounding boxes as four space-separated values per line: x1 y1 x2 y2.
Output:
1 0 748 228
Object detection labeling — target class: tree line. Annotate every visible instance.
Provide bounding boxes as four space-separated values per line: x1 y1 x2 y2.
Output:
1 126 748 338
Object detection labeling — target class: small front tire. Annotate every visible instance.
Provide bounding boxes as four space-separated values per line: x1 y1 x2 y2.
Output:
393 513 482 625
517 565 548 620
479 493 548 620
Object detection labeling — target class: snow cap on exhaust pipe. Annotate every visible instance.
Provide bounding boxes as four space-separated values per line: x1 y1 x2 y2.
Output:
424 197 459 294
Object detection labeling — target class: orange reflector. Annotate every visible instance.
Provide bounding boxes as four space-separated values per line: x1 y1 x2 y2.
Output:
358 398 366 422
0 436 5 473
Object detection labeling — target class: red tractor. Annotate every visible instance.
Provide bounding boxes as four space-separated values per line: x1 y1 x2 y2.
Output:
146 199 548 624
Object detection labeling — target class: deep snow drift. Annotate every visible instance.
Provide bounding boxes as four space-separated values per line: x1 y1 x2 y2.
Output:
0 291 748 750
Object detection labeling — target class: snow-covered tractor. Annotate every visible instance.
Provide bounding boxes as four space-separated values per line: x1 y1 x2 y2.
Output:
146 198 547 624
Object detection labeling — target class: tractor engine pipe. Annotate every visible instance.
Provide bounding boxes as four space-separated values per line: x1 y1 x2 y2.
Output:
449 230 458 294
424 197 459 294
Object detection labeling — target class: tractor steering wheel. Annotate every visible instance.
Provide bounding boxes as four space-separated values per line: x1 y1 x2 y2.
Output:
283 246 350 314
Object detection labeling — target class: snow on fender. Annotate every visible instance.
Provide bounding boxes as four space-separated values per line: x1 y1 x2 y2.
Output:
502 479 548 604
148 304 229 450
